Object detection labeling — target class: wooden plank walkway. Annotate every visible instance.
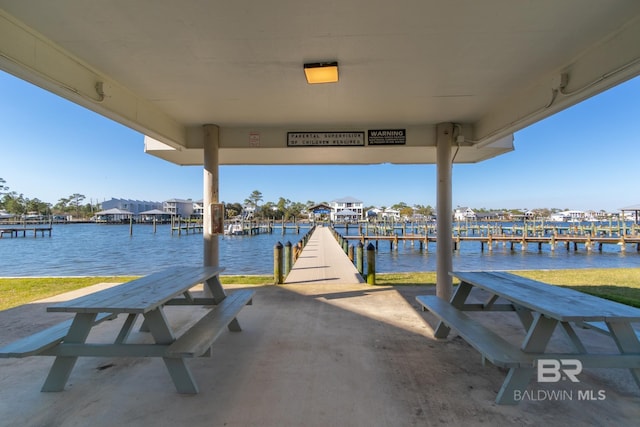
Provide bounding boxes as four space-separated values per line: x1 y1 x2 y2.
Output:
284 226 365 285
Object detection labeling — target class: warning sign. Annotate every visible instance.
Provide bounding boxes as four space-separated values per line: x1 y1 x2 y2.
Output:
368 129 406 145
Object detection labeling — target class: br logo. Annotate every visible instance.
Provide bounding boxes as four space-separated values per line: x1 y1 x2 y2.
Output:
537 359 582 383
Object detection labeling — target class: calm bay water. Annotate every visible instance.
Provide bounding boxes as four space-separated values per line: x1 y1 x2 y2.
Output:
0 223 639 277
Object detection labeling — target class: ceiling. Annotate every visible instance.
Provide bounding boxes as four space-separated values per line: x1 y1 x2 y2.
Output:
1 1 640 165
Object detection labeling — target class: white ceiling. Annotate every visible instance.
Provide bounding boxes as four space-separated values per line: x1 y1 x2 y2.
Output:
1 1 640 165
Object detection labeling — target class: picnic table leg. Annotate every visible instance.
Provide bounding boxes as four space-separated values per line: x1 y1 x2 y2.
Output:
495 367 535 405
143 308 198 394
204 275 242 332
513 305 534 331
559 322 587 353
606 321 640 388
115 313 139 343
204 275 227 302
495 314 558 404
433 281 473 338
41 313 96 392
521 314 557 352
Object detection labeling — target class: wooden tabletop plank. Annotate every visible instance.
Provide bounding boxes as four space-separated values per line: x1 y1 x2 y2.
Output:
48 266 225 314
451 271 640 322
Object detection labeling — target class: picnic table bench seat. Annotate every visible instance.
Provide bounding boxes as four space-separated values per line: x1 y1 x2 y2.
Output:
416 295 535 368
0 312 116 358
167 289 255 358
578 321 640 339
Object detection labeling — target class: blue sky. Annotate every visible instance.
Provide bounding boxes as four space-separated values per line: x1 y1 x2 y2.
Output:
1 70 638 211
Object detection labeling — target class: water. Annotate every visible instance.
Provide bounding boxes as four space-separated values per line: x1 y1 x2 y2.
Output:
0 223 639 277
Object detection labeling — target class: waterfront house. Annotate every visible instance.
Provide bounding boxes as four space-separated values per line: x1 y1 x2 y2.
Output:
101 198 163 215
163 199 195 217
330 197 364 222
192 200 204 217
0 210 14 220
454 207 476 221
475 211 508 221
241 204 256 220
549 210 586 222
382 208 401 221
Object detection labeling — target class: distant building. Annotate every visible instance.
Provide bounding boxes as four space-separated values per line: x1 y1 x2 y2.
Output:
549 210 585 222
101 198 162 214
475 211 507 221
308 203 333 221
454 207 476 221
192 200 204 217
330 197 364 222
163 199 195 217
366 208 382 219
382 208 401 221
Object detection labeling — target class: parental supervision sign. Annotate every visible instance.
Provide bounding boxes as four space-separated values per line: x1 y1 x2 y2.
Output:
287 132 365 146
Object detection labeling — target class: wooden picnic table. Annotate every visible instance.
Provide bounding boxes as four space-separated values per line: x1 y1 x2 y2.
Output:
0 266 254 394
416 271 640 404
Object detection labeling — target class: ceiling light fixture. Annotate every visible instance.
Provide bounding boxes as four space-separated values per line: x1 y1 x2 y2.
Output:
304 62 339 84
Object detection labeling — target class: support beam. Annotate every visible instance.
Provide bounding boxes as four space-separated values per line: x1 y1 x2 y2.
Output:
436 123 454 300
203 124 220 272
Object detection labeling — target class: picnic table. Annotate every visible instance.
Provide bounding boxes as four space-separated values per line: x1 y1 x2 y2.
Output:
0 266 255 394
416 271 640 405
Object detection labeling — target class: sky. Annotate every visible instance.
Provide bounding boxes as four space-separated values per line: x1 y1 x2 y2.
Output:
0 70 639 212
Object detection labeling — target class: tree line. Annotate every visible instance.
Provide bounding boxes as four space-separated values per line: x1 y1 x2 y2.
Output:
1 179 588 222
0 178 98 218
225 190 436 221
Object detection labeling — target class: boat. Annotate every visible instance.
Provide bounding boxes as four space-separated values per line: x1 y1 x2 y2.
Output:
225 222 244 235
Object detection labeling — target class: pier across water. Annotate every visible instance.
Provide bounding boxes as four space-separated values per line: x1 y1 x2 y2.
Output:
284 226 365 285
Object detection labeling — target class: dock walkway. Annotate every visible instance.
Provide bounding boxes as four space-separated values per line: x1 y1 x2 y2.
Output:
284 226 365 285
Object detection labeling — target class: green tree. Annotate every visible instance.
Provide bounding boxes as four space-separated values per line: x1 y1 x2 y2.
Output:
224 202 243 219
244 190 263 211
1 192 26 215
25 198 51 215
289 202 306 220
54 197 71 214
258 201 277 219
276 197 291 220
0 177 8 195
69 193 86 218
414 204 434 217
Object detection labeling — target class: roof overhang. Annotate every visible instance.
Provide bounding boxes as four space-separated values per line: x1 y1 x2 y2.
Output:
143 127 514 165
1 2 640 166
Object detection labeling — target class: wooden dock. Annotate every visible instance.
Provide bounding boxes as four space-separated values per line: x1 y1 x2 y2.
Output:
223 220 308 236
284 226 364 285
0 226 52 238
334 220 640 239
342 233 640 252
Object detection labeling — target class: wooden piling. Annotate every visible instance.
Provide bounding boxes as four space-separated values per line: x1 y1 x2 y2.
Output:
284 241 292 277
274 242 283 284
366 243 375 285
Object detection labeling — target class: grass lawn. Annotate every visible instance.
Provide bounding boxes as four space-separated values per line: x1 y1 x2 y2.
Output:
374 268 640 308
1 268 640 311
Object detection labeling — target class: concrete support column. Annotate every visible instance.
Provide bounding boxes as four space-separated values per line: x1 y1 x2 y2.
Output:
436 123 453 300
203 124 220 268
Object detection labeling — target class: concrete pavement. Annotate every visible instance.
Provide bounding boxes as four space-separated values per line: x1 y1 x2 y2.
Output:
1 280 640 426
